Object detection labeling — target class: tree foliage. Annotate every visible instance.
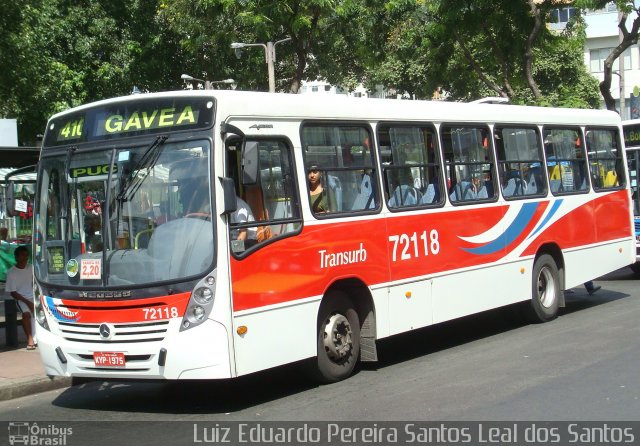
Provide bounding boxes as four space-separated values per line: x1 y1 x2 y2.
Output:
323 0 600 106
0 0 187 144
0 0 606 145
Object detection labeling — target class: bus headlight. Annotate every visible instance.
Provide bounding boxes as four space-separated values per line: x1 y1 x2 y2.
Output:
180 273 217 332
192 306 206 320
34 289 50 332
193 287 213 305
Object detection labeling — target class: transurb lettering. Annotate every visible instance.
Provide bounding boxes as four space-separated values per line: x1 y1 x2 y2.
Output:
319 243 367 269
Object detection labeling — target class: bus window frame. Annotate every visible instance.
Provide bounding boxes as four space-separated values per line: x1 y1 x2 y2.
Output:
227 135 303 260
439 122 498 206
585 125 626 193
494 124 548 201
376 121 446 212
541 125 590 197
300 120 380 218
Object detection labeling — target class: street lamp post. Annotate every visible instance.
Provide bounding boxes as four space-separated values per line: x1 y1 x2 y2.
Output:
230 37 292 93
180 74 235 90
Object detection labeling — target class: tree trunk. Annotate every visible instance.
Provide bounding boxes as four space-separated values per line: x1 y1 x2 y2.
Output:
600 12 640 111
525 0 543 101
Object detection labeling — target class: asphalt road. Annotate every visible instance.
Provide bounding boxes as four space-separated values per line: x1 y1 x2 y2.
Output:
1 267 639 444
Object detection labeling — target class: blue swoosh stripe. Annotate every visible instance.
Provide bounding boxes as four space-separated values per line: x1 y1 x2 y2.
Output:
45 295 78 322
463 202 539 255
529 199 563 239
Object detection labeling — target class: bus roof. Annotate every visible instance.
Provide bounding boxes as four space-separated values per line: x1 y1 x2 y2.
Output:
47 90 622 128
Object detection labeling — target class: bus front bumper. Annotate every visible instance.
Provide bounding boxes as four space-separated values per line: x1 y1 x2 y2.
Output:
36 319 233 380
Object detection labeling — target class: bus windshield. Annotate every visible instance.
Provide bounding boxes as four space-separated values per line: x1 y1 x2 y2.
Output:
34 138 214 287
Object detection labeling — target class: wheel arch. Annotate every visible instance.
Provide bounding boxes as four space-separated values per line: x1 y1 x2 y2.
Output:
322 277 378 362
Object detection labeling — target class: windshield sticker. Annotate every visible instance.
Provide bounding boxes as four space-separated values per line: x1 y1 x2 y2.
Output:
47 246 65 275
118 150 130 162
80 259 102 280
66 259 79 278
70 164 117 179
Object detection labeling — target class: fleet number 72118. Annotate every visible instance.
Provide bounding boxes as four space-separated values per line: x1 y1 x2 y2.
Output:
388 229 440 262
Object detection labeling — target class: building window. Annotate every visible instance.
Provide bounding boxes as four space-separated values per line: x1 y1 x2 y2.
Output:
549 7 577 23
311 86 318 92
324 85 331 92
590 47 632 72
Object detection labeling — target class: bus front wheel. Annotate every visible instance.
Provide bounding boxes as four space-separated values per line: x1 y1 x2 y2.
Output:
314 292 360 383
526 254 560 323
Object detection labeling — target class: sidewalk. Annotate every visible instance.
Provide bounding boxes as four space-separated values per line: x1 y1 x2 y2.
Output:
0 283 71 402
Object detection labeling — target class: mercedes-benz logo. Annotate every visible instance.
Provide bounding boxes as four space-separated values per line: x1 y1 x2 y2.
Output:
99 323 112 339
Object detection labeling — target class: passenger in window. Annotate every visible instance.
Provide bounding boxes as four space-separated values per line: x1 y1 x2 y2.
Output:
307 163 332 213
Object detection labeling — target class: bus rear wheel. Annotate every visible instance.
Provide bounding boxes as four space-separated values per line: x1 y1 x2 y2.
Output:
526 254 560 323
314 292 360 383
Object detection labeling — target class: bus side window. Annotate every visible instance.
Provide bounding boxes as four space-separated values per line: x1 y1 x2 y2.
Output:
543 127 588 195
302 123 379 215
378 124 443 209
441 125 495 204
585 128 624 191
226 139 302 256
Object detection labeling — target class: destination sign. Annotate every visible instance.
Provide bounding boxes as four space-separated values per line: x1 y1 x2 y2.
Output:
43 97 215 147
624 123 640 148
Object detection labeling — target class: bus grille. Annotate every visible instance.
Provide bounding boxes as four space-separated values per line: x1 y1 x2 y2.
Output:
58 320 169 343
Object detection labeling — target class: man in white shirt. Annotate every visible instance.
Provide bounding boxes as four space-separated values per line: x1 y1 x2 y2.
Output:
6 246 36 349
230 196 256 241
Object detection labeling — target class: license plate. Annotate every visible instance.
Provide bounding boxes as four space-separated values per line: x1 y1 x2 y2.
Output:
93 351 126 367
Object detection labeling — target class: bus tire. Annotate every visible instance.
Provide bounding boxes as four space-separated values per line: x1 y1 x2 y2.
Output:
314 292 360 383
630 262 640 277
526 254 560 323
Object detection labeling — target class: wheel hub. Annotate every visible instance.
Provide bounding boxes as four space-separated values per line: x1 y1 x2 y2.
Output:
537 267 557 308
323 313 353 361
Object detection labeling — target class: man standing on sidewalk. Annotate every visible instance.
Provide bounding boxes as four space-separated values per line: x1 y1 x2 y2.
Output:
5 246 36 349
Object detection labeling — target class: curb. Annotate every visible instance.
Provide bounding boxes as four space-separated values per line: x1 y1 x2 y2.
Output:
0 376 72 402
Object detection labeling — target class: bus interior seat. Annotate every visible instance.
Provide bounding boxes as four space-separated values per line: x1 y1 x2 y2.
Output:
351 174 375 210
503 178 517 197
244 184 273 241
420 183 438 204
327 174 343 211
389 184 421 207
527 172 541 194
482 180 494 198
450 180 475 202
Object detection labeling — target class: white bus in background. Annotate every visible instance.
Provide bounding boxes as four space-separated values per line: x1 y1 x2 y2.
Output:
623 119 640 274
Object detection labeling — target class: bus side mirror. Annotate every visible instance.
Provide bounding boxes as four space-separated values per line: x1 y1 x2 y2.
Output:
220 177 237 215
242 141 259 185
6 180 17 217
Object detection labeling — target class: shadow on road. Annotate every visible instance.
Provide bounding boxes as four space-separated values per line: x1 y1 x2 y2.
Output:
51 268 636 415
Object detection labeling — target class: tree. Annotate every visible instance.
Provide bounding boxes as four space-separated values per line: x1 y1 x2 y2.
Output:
576 0 640 111
329 0 600 107
0 0 187 144
162 0 340 93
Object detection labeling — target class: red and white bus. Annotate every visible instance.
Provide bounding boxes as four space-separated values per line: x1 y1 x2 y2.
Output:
33 91 634 383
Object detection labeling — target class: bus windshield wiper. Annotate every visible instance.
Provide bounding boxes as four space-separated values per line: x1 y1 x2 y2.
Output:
61 145 77 219
116 135 168 202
